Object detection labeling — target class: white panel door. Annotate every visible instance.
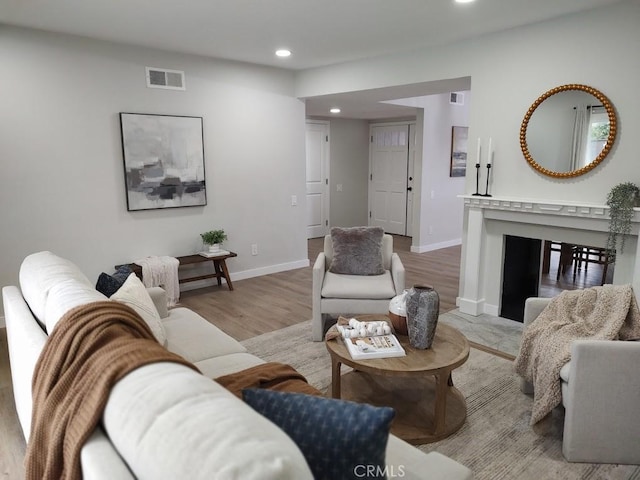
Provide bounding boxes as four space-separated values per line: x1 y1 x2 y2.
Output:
406 123 416 237
369 125 409 235
306 121 330 239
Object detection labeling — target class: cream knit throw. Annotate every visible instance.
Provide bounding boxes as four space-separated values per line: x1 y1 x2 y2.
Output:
514 284 640 425
135 256 180 307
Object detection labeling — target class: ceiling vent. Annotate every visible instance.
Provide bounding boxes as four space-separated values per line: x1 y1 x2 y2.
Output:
145 67 185 90
449 92 464 105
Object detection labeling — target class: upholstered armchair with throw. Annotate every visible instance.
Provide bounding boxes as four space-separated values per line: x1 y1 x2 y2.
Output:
518 294 640 464
312 227 405 342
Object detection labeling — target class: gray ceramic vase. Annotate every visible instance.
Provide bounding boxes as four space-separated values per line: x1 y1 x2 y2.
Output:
405 285 439 349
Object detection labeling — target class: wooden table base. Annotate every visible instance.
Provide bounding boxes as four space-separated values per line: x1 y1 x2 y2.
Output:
336 370 467 445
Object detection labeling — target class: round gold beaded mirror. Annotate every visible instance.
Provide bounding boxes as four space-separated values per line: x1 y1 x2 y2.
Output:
520 84 617 178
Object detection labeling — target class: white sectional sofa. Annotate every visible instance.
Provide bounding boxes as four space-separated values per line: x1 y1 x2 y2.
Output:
3 251 473 479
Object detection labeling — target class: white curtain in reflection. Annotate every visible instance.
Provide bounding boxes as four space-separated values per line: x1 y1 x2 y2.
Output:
570 105 589 170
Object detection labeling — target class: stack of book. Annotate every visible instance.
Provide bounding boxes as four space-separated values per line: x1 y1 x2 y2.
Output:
337 318 406 360
198 250 230 258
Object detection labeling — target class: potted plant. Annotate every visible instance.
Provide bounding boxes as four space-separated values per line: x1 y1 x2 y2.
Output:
200 229 227 253
605 182 640 258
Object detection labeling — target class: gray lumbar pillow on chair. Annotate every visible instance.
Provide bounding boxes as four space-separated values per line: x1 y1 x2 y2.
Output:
329 226 385 276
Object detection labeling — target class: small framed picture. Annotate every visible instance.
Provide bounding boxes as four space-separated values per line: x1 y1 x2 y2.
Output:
450 126 468 177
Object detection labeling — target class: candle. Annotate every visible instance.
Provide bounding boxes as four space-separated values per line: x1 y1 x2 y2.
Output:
487 137 493 165
476 138 481 165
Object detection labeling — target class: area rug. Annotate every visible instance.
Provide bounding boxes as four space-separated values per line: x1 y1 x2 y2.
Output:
241 321 640 480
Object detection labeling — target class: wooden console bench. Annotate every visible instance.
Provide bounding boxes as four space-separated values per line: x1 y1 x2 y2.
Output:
124 252 238 291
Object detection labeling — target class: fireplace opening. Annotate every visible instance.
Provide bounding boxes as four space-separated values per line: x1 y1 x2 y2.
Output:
500 236 615 322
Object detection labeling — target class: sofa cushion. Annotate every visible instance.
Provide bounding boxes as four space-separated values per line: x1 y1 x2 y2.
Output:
111 274 167 346
196 352 265 379
43 279 108 334
243 388 395 480
103 362 313 480
329 226 385 276
163 308 247 362
321 271 396 299
20 251 94 325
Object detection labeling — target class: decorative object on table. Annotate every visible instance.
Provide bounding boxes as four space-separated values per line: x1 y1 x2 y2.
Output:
605 182 640 257
198 249 230 258
405 285 440 349
119 113 206 211
336 317 405 360
450 126 468 177
388 290 409 335
200 229 227 253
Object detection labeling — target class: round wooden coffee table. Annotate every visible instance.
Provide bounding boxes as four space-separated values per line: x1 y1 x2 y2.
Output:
325 315 470 445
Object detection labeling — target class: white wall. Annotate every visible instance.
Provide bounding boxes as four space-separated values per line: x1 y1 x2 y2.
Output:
402 93 468 251
0 26 308 313
296 1 640 204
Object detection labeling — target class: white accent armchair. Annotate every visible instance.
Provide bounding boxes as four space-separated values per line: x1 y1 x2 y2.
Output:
520 297 640 464
311 233 405 341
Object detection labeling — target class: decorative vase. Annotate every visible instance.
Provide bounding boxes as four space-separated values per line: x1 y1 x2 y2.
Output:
208 244 221 253
405 285 439 349
388 290 409 335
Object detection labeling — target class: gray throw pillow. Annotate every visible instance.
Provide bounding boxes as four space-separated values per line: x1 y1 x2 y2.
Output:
329 226 385 276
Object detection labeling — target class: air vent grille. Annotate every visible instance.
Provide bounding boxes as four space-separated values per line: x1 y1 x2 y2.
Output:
146 67 185 90
449 92 464 105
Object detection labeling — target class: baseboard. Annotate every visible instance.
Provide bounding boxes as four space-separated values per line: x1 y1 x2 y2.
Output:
484 303 500 316
457 297 485 316
410 238 461 253
180 258 310 292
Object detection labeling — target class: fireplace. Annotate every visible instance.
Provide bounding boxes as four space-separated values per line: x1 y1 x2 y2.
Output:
458 195 640 318
499 236 615 322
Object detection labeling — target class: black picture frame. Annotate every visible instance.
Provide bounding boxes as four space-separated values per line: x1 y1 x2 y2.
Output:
120 112 207 211
450 126 468 178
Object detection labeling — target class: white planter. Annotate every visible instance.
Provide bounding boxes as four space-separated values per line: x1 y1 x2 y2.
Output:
208 244 221 253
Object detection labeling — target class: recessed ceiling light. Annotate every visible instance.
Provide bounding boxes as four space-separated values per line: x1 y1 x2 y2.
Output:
275 49 291 57
330 108 341 114
455 0 475 3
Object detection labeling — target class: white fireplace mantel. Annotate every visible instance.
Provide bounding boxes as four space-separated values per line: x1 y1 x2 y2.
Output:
461 194 640 223
457 195 640 318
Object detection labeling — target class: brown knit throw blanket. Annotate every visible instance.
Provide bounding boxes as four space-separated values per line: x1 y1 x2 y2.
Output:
514 284 640 425
215 362 322 398
25 301 199 480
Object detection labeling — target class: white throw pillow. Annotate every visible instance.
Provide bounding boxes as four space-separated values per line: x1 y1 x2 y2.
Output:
111 274 167 346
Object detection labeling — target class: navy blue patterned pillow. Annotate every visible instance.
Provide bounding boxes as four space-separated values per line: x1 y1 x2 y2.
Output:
95 265 132 297
243 389 395 480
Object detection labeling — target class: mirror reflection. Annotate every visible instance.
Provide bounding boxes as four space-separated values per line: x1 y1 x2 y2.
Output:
520 84 617 178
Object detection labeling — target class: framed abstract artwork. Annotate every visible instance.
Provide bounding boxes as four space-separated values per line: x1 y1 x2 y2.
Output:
119 113 207 211
450 126 468 178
